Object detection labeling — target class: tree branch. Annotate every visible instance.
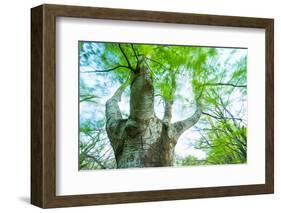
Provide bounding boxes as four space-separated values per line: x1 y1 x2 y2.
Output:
201 111 222 120
105 78 130 157
81 65 130 73
131 44 139 61
172 104 202 139
105 78 130 124
163 100 173 124
85 154 107 169
202 109 245 122
80 95 98 102
202 83 246 88
118 44 134 70
145 56 166 69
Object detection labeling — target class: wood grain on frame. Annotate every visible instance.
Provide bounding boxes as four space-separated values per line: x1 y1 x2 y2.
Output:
31 4 274 208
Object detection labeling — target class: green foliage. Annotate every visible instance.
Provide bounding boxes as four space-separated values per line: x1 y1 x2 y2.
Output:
194 84 247 164
174 155 207 166
80 41 217 102
200 121 247 164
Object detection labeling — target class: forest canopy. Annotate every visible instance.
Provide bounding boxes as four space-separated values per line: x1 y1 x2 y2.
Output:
79 41 247 170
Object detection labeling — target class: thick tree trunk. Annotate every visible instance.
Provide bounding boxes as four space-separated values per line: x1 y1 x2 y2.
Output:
116 117 176 168
105 61 201 168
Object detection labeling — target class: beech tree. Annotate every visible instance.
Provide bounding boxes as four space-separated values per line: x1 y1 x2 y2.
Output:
79 42 247 169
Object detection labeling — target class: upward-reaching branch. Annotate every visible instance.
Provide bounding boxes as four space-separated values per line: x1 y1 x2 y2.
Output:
171 104 202 139
118 44 134 71
163 100 173 125
105 79 130 125
105 78 130 158
131 44 139 61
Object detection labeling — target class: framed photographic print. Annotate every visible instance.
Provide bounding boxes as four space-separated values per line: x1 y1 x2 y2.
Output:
31 4 274 208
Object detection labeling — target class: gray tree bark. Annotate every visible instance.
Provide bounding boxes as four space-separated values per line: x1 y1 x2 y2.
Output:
105 60 201 168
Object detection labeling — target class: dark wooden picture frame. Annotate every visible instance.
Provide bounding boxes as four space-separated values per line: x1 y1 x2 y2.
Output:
31 4 274 208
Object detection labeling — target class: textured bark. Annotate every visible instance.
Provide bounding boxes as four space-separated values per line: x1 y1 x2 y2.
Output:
105 61 201 168
163 100 173 126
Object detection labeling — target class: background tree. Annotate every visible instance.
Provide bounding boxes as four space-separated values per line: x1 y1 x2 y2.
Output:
191 53 247 165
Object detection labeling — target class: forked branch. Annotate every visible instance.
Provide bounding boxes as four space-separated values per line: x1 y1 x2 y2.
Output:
172 104 202 139
105 79 130 124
